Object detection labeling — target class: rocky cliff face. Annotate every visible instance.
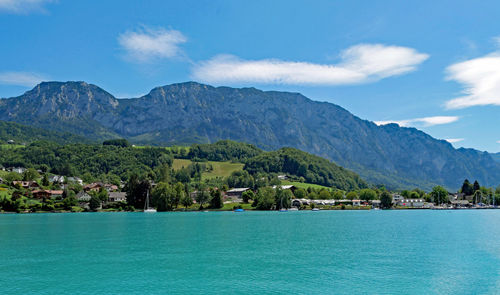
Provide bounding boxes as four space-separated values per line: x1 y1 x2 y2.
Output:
1 81 499 190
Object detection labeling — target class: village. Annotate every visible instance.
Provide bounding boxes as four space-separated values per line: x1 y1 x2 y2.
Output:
0 165 494 213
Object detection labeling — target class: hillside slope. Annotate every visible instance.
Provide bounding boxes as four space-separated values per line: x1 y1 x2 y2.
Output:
1 81 499 190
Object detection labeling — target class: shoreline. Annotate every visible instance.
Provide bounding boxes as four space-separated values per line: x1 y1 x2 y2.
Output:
2 206 499 214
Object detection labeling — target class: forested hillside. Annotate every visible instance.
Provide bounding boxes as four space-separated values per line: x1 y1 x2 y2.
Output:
0 121 90 145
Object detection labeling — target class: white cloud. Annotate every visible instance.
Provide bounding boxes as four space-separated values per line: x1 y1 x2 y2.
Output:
374 116 460 127
445 138 464 143
0 71 47 87
0 0 54 14
192 44 429 85
118 26 187 63
445 38 500 109
497 140 500 144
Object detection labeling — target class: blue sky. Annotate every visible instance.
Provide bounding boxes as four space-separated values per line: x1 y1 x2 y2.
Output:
1 0 500 151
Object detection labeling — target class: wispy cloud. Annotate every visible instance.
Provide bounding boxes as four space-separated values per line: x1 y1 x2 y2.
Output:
0 71 47 87
446 37 500 109
0 0 55 14
446 138 464 143
374 116 460 127
192 44 429 85
118 26 187 63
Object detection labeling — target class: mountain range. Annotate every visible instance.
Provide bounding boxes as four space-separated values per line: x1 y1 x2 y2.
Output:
1 81 499 190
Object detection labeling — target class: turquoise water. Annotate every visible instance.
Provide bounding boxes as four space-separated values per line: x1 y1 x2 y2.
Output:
2 210 500 294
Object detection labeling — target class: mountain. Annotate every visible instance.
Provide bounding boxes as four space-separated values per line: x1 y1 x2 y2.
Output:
1 81 499 190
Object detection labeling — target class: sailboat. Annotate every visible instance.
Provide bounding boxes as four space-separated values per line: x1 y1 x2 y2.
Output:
143 190 156 213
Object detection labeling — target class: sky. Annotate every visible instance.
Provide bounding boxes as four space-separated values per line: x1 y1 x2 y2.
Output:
1 0 500 151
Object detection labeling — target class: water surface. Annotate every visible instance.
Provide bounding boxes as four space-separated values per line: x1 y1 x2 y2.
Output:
2 210 500 294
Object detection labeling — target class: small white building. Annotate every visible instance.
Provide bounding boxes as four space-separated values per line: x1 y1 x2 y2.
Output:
109 192 127 202
398 199 425 208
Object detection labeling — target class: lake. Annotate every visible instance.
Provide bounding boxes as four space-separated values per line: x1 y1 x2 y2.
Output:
2 210 500 294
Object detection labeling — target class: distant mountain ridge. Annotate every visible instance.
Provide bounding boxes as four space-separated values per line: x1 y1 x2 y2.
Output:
1 81 499 190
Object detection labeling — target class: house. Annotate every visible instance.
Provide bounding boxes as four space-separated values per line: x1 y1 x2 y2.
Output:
76 191 91 202
7 167 26 174
451 200 470 208
352 199 361 206
398 199 425 208
104 184 119 192
277 175 288 180
109 192 127 202
32 189 64 199
67 177 83 185
392 194 404 204
12 181 39 189
371 200 381 208
225 188 251 199
50 175 65 184
272 185 297 193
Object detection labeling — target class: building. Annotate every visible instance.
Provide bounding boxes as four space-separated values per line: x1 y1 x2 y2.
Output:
225 188 251 199
272 185 297 193
451 200 470 208
392 194 404 204
109 192 127 202
32 189 64 199
12 181 39 189
7 167 26 174
352 199 361 206
76 191 91 202
398 199 425 208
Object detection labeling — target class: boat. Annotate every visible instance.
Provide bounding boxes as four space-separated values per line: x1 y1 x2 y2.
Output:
234 208 245 212
311 208 320 211
288 207 299 211
143 190 156 213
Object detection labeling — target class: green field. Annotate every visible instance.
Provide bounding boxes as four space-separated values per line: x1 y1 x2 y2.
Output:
281 180 332 191
132 145 190 152
172 159 244 179
0 144 25 150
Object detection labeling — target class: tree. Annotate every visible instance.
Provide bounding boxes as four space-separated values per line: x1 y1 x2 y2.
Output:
431 186 449 205
473 180 480 194
125 174 150 208
173 182 184 209
209 188 223 209
22 168 39 181
380 191 392 209
359 189 377 201
41 174 49 187
89 195 101 211
332 190 344 200
180 193 193 209
294 188 306 199
62 195 78 210
241 190 255 203
103 139 130 147
461 179 473 196
253 187 275 210
97 187 108 203
195 185 210 210
275 188 292 209
346 191 358 200
319 190 331 200
152 182 176 211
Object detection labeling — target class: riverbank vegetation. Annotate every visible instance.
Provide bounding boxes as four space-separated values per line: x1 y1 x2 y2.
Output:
1 139 500 213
